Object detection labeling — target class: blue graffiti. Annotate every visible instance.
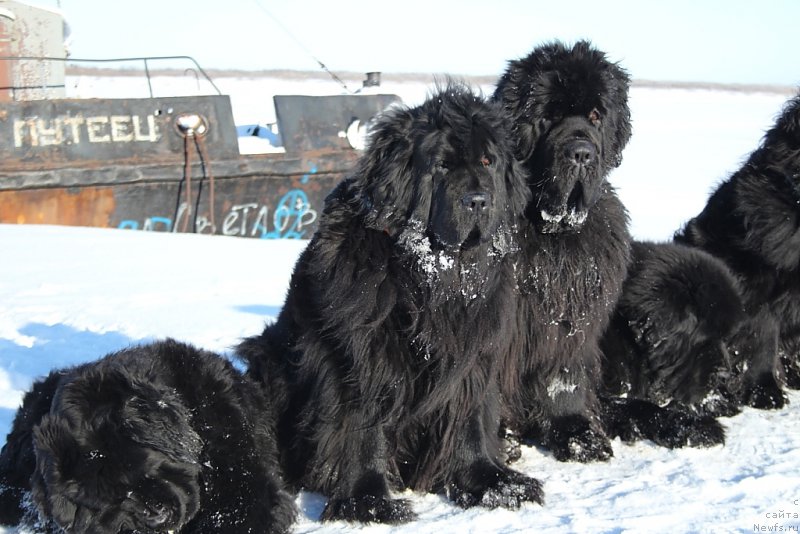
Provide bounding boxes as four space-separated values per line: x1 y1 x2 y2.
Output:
115 158 321 239
118 216 173 232
263 189 318 239
300 165 318 185
119 189 318 239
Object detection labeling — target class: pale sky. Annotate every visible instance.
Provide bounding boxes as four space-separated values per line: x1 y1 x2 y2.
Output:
22 0 800 85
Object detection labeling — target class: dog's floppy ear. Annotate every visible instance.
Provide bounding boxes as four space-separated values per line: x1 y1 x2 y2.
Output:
33 414 81 483
516 122 541 163
121 380 202 464
606 64 633 168
572 39 632 168
493 64 542 162
353 105 420 235
31 414 81 529
504 157 533 219
54 368 202 463
777 93 800 138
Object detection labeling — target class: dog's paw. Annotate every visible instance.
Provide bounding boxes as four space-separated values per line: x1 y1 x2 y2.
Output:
478 470 544 510
548 415 613 462
781 356 800 390
602 397 725 449
446 469 543 510
743 376 787 410
653 412 725 449
320 495 416 524
697 389 742 418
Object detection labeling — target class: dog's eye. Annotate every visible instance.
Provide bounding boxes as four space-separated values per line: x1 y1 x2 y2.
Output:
589 108 601 126
479 155 492 167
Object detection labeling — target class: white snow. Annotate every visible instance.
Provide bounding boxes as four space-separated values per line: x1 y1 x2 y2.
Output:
540 208 589 229
397 219 440 278
547 377 579 399
1 77 799 533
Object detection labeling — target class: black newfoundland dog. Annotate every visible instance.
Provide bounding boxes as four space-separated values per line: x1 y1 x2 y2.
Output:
0 339 295 534
493 40 724 459
492 40 632 462
601 241 749 417
675 92 800 399
238 83 542 524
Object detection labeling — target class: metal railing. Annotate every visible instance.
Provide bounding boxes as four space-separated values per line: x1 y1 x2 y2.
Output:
0 55 222 98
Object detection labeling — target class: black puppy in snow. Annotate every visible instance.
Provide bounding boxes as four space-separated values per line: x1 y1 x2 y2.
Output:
601 241 748 418
0 339 295 534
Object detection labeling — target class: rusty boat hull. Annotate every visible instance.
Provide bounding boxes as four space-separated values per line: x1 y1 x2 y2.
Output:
0 93 399 239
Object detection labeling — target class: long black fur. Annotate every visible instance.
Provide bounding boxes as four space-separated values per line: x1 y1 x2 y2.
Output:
238 83 541 525
601 241 747 419
493 40 725 458
674 92 800 401
492 40 631 462
0 339 296 534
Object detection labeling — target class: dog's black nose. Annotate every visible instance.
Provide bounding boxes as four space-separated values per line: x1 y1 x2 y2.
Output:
461 192 491 211
564 139 596 166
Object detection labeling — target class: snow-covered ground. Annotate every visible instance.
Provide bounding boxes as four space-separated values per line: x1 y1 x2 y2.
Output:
1 77 799 532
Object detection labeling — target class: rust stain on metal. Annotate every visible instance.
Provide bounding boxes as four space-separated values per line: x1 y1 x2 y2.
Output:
0 186 116 227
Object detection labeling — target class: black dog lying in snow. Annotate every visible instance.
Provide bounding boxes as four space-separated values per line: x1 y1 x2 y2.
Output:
0 339 295 534
675 92 800 398
601 241 748 417
492 40 724 459
602 92 800 420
